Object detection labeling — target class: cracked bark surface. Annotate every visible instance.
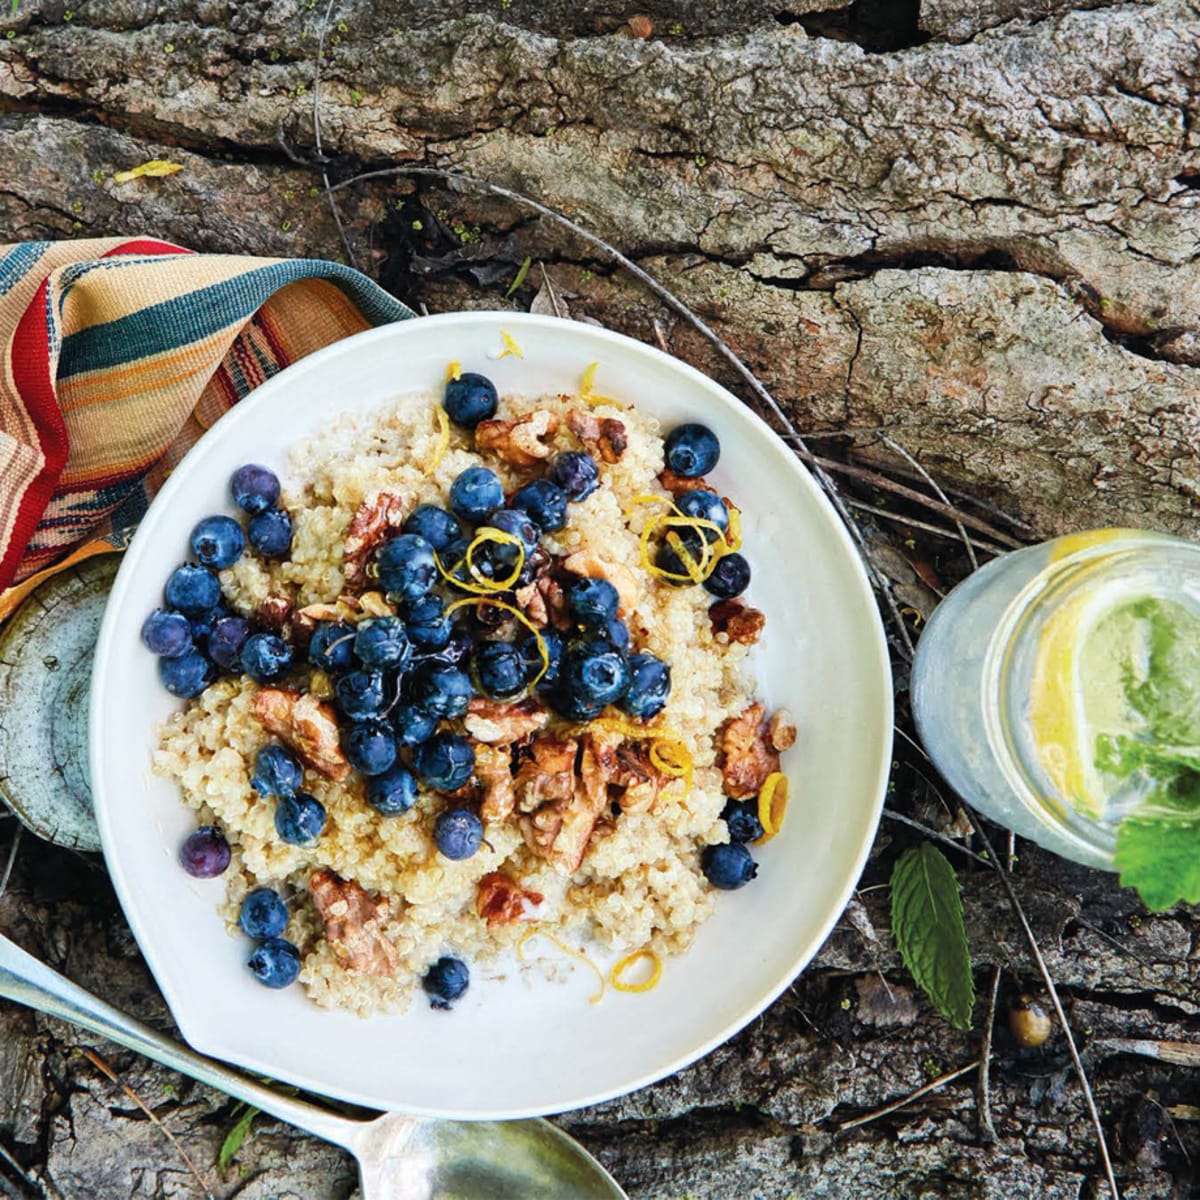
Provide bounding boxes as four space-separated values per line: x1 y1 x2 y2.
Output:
1 1 1200 1197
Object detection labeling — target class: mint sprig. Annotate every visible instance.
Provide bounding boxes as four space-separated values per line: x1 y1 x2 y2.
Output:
890 842 975 1030
1115 817 1200 911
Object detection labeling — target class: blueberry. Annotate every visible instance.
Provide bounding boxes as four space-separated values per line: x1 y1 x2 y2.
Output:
230 464 281 515
620 652 671 720
471 640 528 701
559 639 630 708
187 605 224 652
334 669 386 720
354 617 412 671
550 689 606 722
443 372 498 428
367 762 419 815
664 423 720 478
601 617 631 653
521 627 564 688
510 478 568 533
159 650 217 698
422 955 470 1006
414 629 473 670
248 938 301 989
704 553 751 600
180 825 231 878
240 633 294 682
549 451 600 501
164 564 221 617
411 666 474 719
701 842 757 889
655 527 706 587
342 719 398 776
141 608 192 658
189 514 245 570
208 615 251 671
416 734 476 792
485 509 539 557
247 507 293 560
274 792 326 845
239 888 289 939
376 534 437 602
252 744 304 798
448 465 504 523
308 621 356 672
722 799 764 844
439 536 471 572
567 577 620 627
392 703 439 747
402 504 461 551
404 595 452 650
433 807 483 859
675 489 729 541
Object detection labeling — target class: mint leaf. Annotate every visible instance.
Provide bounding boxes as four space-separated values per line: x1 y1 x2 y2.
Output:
1115 817 1200 911
1095 733 1200 783
218 1105 258 1174
890 842 975 1030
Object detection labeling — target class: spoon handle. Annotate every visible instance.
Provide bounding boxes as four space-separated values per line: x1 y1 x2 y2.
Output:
0 932 361 1151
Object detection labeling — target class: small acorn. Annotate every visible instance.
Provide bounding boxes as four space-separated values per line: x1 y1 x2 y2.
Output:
1008 993 1053 1048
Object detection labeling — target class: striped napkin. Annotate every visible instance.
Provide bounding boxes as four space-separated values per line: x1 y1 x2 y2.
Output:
0 237 414 621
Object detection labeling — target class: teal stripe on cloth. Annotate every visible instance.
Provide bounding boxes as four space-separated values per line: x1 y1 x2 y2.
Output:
0 242 50 299
57 259 414 379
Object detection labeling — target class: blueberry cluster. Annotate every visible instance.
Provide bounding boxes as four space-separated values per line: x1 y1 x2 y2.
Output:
142 463 294 698
654 424 752 602
701 799 763 890
240 887 301 989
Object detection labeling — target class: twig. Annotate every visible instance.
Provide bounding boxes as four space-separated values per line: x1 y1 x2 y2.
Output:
310 0 357 269
0 825 22 901
836 1062 979 1132
880 809 992 869
977 829 1015 1145
327 163 916 659
1069 916 1153 969
843 499 1007 556
878 435 978 571
0 1138 38 1195
958 804 1121 1199
1091 1039 1200 1067
538 262 564 319
83 1050 216 1200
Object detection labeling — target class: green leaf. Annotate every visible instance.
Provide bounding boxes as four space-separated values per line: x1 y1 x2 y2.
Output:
1115 817 1200 911
505 255 532 298
890 842 975 1030
218 1105 259 1174
1095 733 1200 783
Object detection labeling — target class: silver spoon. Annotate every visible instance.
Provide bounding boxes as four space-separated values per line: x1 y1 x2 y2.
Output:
0 931 625 1199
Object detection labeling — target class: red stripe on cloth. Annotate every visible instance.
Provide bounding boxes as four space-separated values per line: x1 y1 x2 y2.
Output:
101 238 192 258
0 279 69 589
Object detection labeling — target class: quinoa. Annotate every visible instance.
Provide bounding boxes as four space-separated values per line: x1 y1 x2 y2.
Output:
153 389 759 1016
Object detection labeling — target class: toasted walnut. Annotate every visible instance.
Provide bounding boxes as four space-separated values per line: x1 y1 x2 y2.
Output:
720 702 784 799
475 411 560 467
309 870 400 977
709 598 766 645
251 688 349 781
475 743 517 822
514 574 570 630
612 742 663 814
658 469 708 496
768 709 797 751
256 594 293 630
464 697 549 745
514 736 578 813
562 551 639 616
566 408 628 463
477 871 544 927
293 598 358 638
356 591 394 617
344 491 408 587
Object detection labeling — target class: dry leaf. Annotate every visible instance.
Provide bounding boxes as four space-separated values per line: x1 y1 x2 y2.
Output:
530 280 569 318
112 160 184 184
628 15 653 38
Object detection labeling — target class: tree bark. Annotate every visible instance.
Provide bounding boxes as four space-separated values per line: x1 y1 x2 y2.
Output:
1 1 1199 1196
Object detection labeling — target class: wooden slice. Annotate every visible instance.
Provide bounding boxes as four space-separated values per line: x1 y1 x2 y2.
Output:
0 555 121 852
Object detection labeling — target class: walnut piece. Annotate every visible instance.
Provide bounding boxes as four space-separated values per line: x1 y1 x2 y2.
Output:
768 709 798 751
720 702 793 798
514 573 570 630
343 491 408 587
514 737 578 813
658 468 708 496
475 410 560 467
256 594 293 630
464 697 549 745
309 869 400 977
251 688 349 781
475 743 517 822
709 598 766 645
566 408 628 463
612 742 663 814
476 871 544 927
562 551 639 616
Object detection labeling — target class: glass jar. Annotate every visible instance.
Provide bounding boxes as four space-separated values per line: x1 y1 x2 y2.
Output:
910 529 1200 870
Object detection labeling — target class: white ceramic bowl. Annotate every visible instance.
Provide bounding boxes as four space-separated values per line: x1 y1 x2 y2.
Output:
91 311 892 1119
